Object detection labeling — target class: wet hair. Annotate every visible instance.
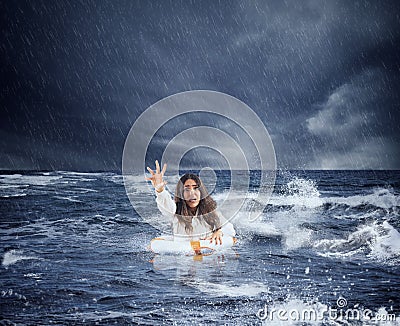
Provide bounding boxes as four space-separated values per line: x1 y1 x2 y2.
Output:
174 173 220 234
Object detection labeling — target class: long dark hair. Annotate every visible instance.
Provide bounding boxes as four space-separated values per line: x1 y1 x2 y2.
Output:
174 173 220 234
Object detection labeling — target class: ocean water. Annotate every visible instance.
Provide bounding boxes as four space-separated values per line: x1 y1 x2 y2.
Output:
1 170 399 325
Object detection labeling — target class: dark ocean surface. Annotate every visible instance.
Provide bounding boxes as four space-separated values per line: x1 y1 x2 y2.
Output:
1 170 399 325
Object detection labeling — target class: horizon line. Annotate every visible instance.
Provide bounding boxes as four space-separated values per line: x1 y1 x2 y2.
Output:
1 168 400 173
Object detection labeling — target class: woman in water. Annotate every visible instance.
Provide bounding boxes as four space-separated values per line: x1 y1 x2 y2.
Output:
146 160 236 244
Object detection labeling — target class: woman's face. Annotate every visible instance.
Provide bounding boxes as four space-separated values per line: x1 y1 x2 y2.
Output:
183 179 201 209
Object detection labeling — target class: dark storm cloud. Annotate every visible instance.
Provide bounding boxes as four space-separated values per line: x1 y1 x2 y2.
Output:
306 68 400 169
1 0 399 170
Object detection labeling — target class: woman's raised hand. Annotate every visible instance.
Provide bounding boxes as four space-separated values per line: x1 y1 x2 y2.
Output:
146 160 167 193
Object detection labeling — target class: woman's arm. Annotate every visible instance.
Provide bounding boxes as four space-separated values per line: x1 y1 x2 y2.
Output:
207 211 236 245
155 188 176 217
218 212 236 237
146 160 176 218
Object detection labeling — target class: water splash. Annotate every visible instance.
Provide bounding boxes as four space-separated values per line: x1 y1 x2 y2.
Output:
2 250 40 268
314 221 400 265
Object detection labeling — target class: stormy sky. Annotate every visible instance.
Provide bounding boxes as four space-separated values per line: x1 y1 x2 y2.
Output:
1 0 400 171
